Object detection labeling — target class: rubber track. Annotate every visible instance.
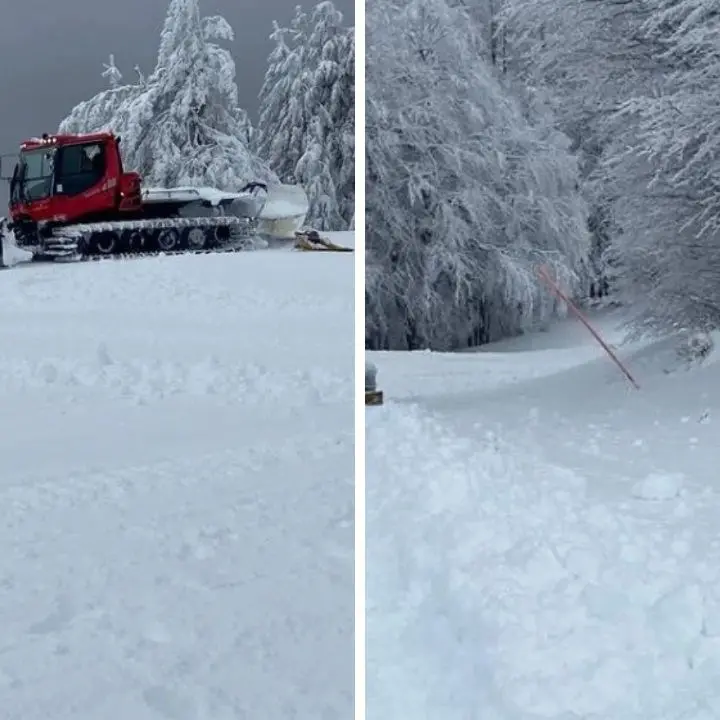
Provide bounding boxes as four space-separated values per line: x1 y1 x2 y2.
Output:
55 214 252 238
42 242 264 264
32 237 295 264
29 213 264 262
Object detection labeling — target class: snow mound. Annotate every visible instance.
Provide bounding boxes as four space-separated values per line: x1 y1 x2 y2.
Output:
632 472 684 501
1 222 32 267
678 330 715 363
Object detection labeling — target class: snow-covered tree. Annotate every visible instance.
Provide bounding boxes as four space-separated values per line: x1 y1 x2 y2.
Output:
366 0 589 351
123 0 270 188
257 7 312 183
257 22 299 183
497 0 661 294
335 31 355 225
59 0 270 191
359 0 720 346
258 2 354 230
600 0 720 337
295 2 354 229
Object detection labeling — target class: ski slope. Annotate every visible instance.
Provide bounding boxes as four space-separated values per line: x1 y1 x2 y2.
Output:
0 234 354 719
367 309 720 720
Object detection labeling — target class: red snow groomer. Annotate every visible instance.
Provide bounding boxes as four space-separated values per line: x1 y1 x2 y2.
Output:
2 131 278 261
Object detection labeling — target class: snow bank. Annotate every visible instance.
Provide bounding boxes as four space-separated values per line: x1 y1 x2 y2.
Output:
632 472 684 500
1 222 32 267
324 230 354 249
368 309 720 719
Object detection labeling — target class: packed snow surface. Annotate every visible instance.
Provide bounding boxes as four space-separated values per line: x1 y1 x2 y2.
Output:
0 234 353 718
2 228 32 266
367 309 720 720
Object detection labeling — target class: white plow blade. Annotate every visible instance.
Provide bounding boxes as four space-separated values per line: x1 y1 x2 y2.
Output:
258 184 309 238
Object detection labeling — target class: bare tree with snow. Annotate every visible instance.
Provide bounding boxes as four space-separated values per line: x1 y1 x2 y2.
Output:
366 0 589 351
499 0 653 295
600 0 720 337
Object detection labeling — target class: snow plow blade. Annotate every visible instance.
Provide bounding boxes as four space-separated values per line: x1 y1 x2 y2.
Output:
258 184 309 238
294 230 354 252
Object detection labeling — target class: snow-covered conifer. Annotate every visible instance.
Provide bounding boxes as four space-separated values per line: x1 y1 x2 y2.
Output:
257 22 298 183
123 0 270 188
259 2 354 230
295 3 353 229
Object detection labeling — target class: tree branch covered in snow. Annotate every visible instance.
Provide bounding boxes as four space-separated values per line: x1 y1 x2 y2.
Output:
366 0 589 351
101 55 123 89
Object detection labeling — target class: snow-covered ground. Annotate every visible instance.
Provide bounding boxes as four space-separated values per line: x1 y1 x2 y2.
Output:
0 234 353 719
367 309 720 719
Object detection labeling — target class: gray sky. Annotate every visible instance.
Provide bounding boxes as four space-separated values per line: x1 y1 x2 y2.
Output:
0 0 353 206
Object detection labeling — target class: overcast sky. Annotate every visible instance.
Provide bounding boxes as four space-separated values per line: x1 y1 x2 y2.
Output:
0 0 353 205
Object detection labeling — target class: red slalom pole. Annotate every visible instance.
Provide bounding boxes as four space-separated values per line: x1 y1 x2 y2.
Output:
537 265 640 390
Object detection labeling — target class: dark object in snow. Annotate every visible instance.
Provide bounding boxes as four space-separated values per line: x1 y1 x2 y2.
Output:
294 229 353 252
365 362 383 406
0 217 6 268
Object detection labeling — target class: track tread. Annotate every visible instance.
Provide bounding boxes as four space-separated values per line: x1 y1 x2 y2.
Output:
32 216 263 262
